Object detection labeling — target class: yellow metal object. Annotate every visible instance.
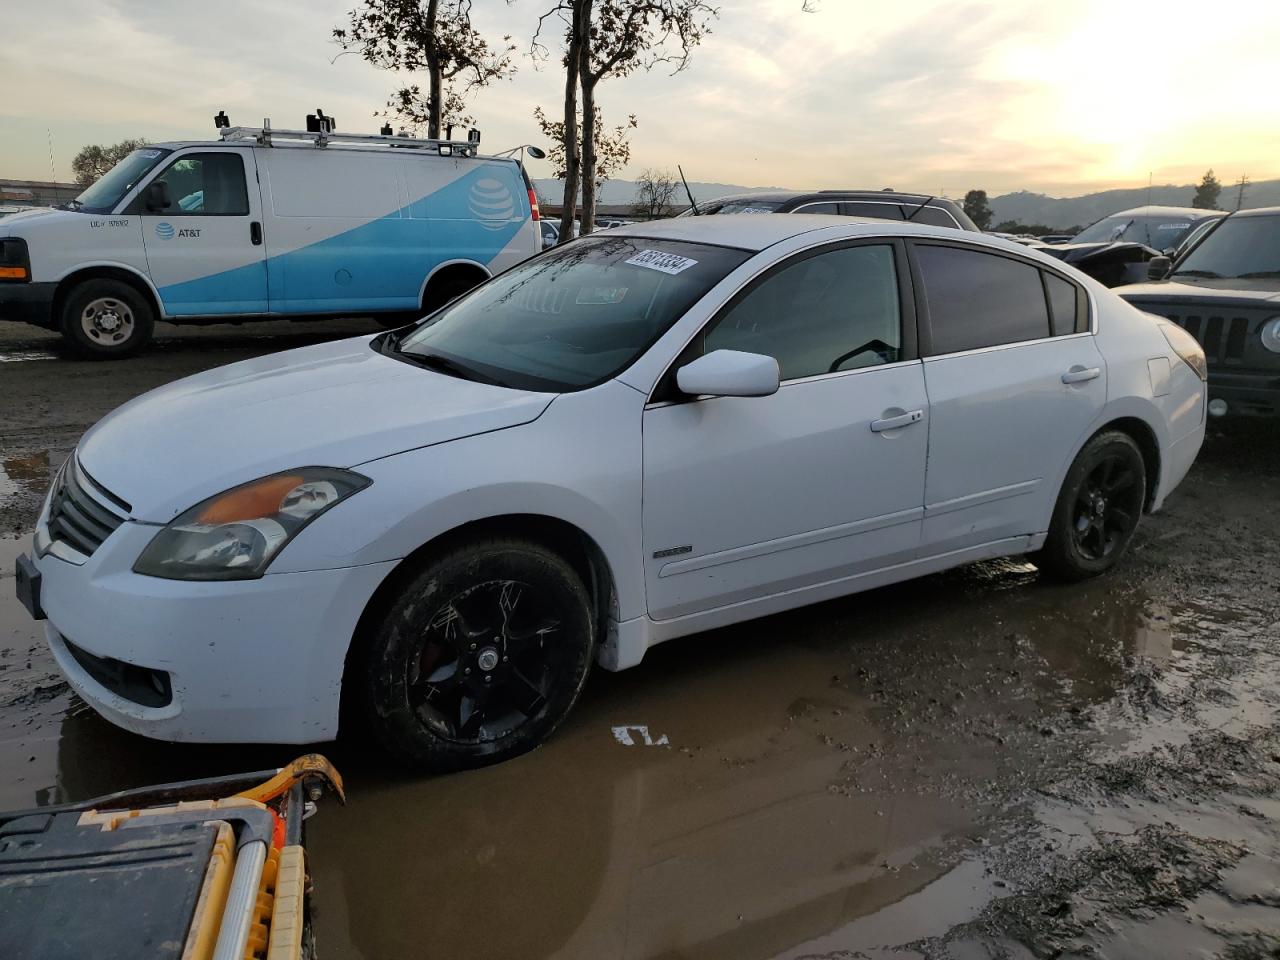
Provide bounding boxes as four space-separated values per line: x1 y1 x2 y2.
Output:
235 755 345 805
266 847 307 960
77 796 266 830
182 822 236 960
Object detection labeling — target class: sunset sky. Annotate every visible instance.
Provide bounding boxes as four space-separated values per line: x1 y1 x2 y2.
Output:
3 0 1277 198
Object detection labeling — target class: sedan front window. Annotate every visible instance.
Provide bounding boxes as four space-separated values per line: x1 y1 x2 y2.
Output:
397 236 751 391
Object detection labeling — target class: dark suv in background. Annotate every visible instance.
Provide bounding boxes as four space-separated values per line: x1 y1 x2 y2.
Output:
1117 207 1280 418
681 190 979 231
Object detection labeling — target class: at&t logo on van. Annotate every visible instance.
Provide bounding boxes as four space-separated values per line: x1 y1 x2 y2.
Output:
154 222 202 240
469 178 515 230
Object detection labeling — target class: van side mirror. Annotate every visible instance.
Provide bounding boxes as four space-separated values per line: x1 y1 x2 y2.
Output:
676 350 780 398
1147 256 1172 281
144 181 172 212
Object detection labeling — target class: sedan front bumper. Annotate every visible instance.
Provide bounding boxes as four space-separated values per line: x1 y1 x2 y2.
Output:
30 520 397 744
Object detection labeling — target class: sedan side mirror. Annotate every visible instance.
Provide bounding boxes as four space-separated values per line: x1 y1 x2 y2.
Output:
1147 255 1172 281
144 180 172 212
677 350 780 398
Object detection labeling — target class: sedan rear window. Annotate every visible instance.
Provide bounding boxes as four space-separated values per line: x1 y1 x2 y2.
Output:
916 245 1051 354
398 236 750 391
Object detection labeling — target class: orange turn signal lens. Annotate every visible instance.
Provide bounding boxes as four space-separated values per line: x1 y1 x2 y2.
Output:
197 474 304 524
0 266 28 280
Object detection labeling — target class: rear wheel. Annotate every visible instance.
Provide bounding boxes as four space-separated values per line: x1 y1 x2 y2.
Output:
1036 430 1147 581
60 279 154 359
357 538 595 772
422 270 485 314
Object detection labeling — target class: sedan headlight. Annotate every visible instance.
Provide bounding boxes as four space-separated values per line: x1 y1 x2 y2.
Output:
1261 316 1280 354
134 468 370 581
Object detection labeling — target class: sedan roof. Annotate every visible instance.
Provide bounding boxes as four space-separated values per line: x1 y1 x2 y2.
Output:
610 213 1025 254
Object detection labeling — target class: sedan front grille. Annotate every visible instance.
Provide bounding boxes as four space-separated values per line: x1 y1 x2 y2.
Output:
1166 313 1253 363
46 457 130 557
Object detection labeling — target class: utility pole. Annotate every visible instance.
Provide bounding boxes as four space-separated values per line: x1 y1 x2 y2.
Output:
1235 174 1250 211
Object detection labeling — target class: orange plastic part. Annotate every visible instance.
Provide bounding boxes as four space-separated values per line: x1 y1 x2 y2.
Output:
198 474 303 524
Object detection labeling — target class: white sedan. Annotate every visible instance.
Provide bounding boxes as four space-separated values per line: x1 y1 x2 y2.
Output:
16 215 1207 770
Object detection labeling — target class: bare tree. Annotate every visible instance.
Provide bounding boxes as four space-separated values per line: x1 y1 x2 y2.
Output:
633 167 678 219
534 1 715 236
534 105 635 238
334 0 516 138
71 138 148 186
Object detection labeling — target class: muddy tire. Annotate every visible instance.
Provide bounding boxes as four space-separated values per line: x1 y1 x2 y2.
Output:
357 538 594 772
1035 430 1147 582
60 279 155 359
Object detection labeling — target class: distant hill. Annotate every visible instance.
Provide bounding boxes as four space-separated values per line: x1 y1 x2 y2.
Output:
534 176 1279 227
987 180 1279 230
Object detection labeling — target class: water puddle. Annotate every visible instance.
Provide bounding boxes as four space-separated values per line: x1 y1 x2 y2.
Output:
0 451 49 502
0 350 59 363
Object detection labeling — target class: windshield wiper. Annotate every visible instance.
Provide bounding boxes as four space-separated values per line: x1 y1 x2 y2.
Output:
1234 271 1280 279
1171 269 1221 278
399 349 501 386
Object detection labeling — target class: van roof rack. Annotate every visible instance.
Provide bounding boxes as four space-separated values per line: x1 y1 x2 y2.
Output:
218 119 483 157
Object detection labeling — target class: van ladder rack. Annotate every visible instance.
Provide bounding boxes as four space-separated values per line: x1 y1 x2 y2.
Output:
219 121 481 156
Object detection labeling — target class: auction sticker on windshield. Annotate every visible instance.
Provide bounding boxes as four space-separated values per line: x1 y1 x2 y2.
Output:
626 250 700 275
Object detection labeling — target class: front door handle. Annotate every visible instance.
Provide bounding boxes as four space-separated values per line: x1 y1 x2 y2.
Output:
870 409 923 433
250 221 263 245
1061 366 1101 384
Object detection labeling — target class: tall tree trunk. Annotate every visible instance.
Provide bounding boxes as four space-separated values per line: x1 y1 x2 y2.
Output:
559 0 587 241
579 75 597 236
425 0 442 139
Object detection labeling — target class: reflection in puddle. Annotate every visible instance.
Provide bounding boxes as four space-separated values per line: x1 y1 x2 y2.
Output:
0 451 50 502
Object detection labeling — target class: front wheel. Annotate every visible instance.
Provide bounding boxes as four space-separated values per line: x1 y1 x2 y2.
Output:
60 278 155 358
356 538 595 772
1035 430 1147 582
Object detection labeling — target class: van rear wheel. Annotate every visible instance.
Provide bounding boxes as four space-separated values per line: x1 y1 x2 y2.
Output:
60 279 155 359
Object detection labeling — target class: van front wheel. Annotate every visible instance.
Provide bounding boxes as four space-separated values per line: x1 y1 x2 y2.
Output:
60 279 155 359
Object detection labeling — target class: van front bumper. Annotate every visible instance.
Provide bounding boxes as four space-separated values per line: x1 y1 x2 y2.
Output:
29 521 397 744
0 281 56 327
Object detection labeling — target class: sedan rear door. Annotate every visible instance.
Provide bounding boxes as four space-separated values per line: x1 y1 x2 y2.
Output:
910 241 1105 556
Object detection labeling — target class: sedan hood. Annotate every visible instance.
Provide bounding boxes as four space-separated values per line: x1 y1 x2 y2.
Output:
78 336 554 522
1117 277 1280 305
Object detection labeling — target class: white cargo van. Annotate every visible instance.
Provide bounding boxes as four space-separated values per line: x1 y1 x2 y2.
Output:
0 120 543 357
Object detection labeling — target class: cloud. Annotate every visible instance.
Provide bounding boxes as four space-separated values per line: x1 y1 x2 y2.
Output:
1 0 1276 197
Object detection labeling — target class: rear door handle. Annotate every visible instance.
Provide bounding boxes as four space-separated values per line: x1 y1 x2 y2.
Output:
870 409 923 433
1061 366 1101 384
250 221 263 245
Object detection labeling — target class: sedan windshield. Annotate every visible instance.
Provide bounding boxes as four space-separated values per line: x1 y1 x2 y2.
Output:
1173 215 1280 280
397 236 751 391
1072 214 1197 249
72 148 172 214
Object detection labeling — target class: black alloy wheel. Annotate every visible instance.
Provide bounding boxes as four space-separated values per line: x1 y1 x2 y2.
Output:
1035 430 1148 582
1070 454 1144 561
357 538 595 771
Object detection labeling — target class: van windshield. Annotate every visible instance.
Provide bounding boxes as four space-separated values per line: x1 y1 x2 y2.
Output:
396 235 751 391
71 148 172 214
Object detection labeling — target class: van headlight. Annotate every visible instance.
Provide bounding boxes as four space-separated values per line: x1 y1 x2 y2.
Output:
1261 317 1280 354
133 468 370 581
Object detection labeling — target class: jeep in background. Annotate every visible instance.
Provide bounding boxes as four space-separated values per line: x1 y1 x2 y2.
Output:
678 190 979 231
1116 207 1280 418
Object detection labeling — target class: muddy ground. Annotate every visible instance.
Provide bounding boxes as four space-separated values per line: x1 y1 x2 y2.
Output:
1 318 1278 960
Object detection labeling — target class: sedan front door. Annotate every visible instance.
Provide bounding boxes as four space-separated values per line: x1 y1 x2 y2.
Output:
642 241 930 621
